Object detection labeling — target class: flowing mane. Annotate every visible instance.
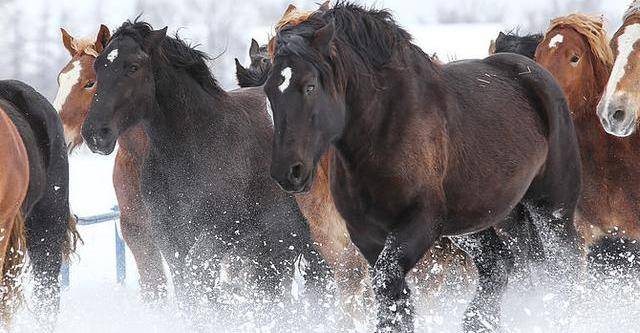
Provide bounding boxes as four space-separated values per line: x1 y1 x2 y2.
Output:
545 14 613 71
112 20 222 95
271 2 434 90
625 0 640 21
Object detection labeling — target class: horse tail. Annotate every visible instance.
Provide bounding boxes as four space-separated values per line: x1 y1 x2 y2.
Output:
1 211 27 325
61 210 82 262
588 235 640 275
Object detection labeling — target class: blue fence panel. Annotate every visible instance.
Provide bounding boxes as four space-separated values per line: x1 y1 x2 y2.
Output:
61 206 126 288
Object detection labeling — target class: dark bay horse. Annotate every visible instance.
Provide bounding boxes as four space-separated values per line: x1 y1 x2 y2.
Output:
55 25 167 300
235 39 272 87
534 14 640 270
265 3 582 332
0 80 74 330
490 31 543 59
81 21 326 312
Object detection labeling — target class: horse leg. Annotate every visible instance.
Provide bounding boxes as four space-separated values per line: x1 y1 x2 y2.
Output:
451 227 511 333
333 245 370 328
496 204 542 283
119 207 167 301
366 213 442 333
25 201 68 330
0 211 26 327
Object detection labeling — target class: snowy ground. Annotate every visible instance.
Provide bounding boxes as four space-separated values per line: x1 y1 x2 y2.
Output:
7 23 640 332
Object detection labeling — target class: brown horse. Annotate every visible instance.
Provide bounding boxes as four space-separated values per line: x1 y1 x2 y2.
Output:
534 15 640 267
266 3 582 332
598 1 640 137
270 4 472 328
55 26 167 299
0 105 29 327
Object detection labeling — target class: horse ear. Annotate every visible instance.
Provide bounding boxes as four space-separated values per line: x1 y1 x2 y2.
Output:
312 20 335 56
61 28 76 56
144 26 167 52
235 58 246 72
250 39 260 59
497 32 506 40
283 4 297 17
319 1 330 12
94 24 111 53
488 39 496 55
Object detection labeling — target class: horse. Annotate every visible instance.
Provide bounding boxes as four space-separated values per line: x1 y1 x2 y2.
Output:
265 3 583 332
533 14 640 270
235 39 272 87
81 20 328 318
267 4 473 329
598 1 640 138
0 99 29 327
490 31 543 59
54 25 168 300
0 80 75 330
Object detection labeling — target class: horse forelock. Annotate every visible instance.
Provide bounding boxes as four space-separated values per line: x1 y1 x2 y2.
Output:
546 14 613 71
112 20 222 96
70 37 100 58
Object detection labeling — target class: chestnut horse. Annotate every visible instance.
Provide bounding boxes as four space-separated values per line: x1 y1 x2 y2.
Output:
0 102 29 327
598 1 640 138
54 26 167 299
534 14 640 269
0 80 74 330
266 3 582 332
235 39 272 87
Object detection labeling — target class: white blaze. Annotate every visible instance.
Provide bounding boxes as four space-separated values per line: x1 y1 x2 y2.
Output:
279 67 292 92
107 49 119 63
53 60 81 113
549 34 564 48
599 24 640 113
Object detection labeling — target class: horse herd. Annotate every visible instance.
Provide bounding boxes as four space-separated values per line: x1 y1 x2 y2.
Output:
2 1 640 332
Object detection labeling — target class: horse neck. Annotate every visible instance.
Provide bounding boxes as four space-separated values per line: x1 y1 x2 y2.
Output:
145 68 229 148
335 44 443 162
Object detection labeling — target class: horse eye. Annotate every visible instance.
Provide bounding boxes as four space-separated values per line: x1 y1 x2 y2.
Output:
84 81 96 89
128 64 140 74
305 85 316 95
570 55 580 63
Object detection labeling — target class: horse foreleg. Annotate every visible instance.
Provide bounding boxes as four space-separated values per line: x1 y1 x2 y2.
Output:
119 208 167 301
451 227 511 333
371 214 442 333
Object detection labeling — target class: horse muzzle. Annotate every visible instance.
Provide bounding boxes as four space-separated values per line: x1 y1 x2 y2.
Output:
81 124 117 155
598 97 638 138
271 161 313 194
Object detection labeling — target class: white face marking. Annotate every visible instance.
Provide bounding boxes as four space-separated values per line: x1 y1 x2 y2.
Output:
549 34 564 48
53 60 81 113
279 67 292 92
599 24 640 114
265 97 274 126
107 49 119 63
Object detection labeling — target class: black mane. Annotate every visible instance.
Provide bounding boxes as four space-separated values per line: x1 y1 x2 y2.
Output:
494 30 543 60
112 20 222 95
274 2 432 88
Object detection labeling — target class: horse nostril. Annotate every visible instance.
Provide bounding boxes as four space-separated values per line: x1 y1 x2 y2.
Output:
98 127 111 138
613 109 626 122
288 163 304 184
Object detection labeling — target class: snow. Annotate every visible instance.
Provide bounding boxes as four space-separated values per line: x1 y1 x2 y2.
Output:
7 18 640 333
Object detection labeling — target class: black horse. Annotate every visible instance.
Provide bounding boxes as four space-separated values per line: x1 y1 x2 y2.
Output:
265 3 582 333
81 21 326 315
0 80 74 329
235 39 272 87
492 31 543 59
